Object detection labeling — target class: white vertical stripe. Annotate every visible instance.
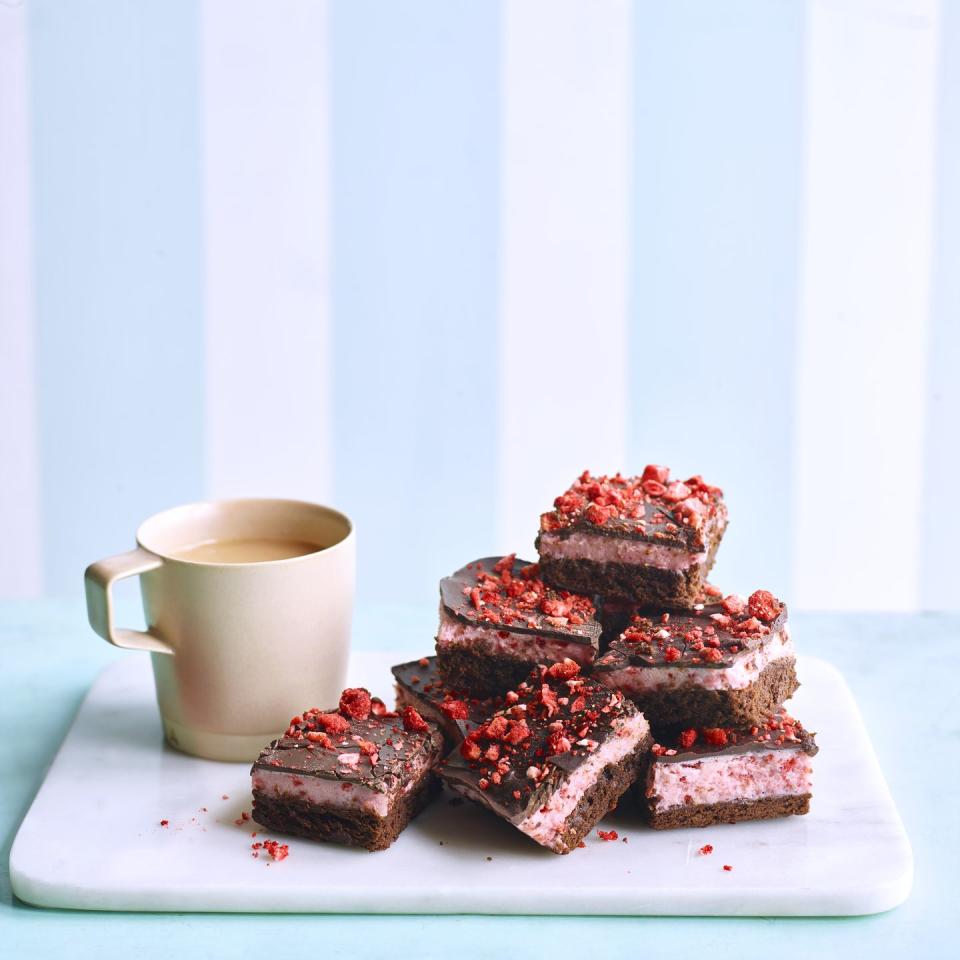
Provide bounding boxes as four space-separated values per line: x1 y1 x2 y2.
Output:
498 0 631 554
202 0 331 502
794 0 940 610
0 4 43 598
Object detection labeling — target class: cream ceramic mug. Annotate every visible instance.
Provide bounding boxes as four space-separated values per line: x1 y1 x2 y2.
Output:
84 499 354 762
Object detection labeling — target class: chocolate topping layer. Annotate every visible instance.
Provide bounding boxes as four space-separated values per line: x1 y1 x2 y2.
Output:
251 706 443 796
651 709 818 763
440 661 640 824
440 555 600 645
391 655 500 738
592 590 787 672
538 467 726 552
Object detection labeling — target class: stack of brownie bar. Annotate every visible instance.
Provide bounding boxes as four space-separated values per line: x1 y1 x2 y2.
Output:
250 465 816 854
535 467 817 830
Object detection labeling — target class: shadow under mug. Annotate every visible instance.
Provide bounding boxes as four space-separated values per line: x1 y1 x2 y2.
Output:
84 498 355 762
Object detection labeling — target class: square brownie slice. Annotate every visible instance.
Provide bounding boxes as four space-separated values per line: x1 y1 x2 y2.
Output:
436 555 601 697
439 660 652 854
535 467 727 607
592 589 798 728
644 710 818 828
251 688 443 852
392 655 501 749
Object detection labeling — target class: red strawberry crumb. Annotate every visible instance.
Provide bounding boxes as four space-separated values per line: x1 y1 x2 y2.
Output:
598 830 618 842
679 729 697 749
418 657 430 667
159 820 169 827
723 864 733 872
439 700 470 721
663 646 681 663
577 841 586 849
721 594 747 616
699 844 713 856
339 688 372 720
703 728 730 747
401 706 430 733
546 659 580 680
317 712 351 735
504 719 531 744
748 590 779 622
258 839 289 862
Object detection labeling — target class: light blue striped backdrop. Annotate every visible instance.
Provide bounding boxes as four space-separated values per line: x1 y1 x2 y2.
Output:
0 0 957 612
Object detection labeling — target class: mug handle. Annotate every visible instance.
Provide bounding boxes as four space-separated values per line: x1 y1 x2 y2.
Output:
84 548 175 655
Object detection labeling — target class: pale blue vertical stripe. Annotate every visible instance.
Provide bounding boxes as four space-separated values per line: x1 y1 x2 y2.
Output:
29 1 204 596
922 3 960 611
330 1 500 605
629 1 803 598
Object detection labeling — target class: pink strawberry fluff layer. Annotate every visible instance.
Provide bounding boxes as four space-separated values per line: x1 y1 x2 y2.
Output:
648 748 813 812
597 627 794 693
436 606 596 667
537 531 705 570
516 712 650 852
252 750 434 819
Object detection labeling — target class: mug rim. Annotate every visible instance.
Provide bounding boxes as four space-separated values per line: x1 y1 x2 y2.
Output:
135 497 354 567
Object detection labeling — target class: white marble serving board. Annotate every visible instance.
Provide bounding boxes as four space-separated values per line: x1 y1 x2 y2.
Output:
10 651 911 916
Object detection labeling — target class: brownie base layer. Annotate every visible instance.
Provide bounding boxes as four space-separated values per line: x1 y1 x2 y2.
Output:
436 647 536 698
552 733 653 854
252 773 441 852
538 531 724 608
646 792 811 829
622 657 799 729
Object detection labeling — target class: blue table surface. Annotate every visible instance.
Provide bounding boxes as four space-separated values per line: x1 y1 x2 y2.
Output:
1 600 957 959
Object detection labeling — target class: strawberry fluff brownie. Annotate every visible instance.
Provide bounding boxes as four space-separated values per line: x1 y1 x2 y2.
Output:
644 710 818 828
439 660 652 854
591 589 797 728
251 688 443 851
536 467 728 607
392 655 501 749
435 555 601 696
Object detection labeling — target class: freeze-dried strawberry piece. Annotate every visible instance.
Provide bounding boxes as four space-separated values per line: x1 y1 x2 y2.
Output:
703 728 730 747
504 719 531 745
546 659 580 680
401 706 430 734
439 700 469 721
316 712 351 735
597 830 618 842
339 688 372 720
721 594 748 617
678 729 697 749
748 590 780 623
641 464 669 485
370 697 395 718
